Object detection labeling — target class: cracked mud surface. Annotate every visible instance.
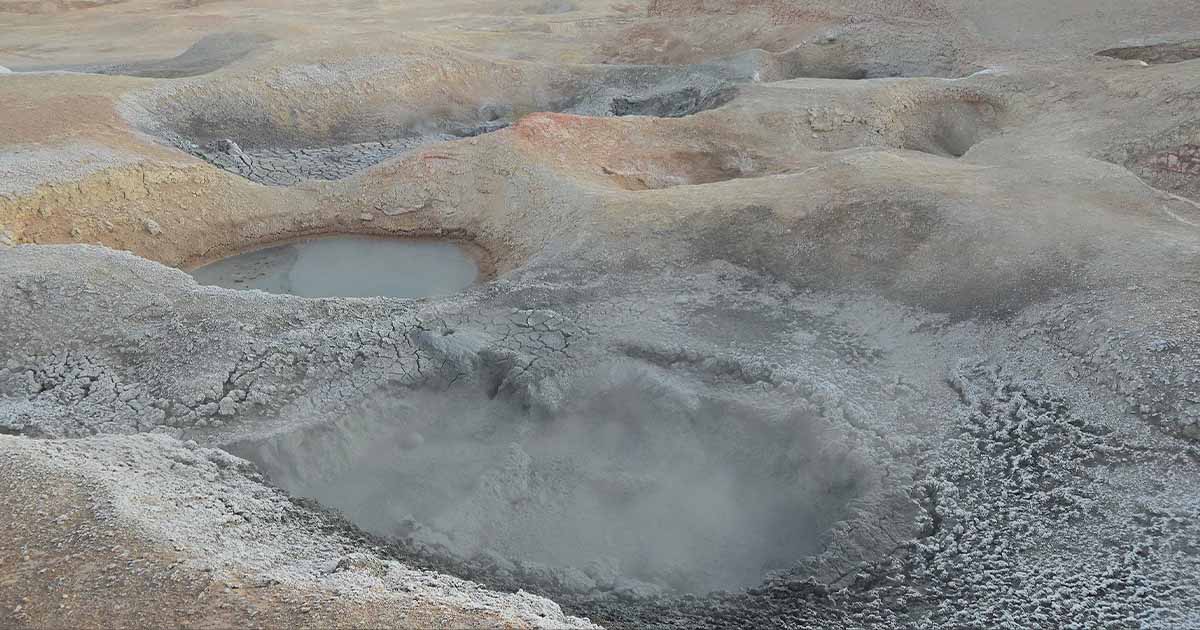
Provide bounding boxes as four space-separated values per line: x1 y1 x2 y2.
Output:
4 0 1200 628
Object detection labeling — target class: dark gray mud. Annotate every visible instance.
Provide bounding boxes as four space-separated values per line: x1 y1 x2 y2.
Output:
1097 39 1200 65
190 122 506 185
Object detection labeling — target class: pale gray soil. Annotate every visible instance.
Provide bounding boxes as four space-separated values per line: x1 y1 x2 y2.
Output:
3 0 1200 628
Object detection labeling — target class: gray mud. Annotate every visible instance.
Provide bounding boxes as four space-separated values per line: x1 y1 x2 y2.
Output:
7 4 1200 626
231 372 861 597
191 123 506 185
608 85 737 118
4 234 1200 629
190 236 479 298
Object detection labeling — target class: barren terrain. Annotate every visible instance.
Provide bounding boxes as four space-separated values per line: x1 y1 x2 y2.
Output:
3 1 1200 628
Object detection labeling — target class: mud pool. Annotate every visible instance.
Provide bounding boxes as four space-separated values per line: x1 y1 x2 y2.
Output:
229 369 865 599
189 236 479 298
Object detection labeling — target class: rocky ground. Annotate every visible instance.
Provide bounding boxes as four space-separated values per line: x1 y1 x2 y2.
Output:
3 0 1200 628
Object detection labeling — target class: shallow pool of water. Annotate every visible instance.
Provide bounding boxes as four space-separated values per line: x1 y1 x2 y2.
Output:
190 236 479 298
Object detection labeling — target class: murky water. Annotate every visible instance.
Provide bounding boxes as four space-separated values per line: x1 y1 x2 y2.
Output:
190 236 479 298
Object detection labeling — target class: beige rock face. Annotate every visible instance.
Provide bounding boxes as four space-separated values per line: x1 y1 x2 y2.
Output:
3 0 1200 628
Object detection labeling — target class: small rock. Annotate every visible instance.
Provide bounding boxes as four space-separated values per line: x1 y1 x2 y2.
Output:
478 103 513 121
382 204 424 217
143 219 163 236
331 553 388 578
215 139 242 154
1148 339 1176 352
359 213 374 222
0 230 13 246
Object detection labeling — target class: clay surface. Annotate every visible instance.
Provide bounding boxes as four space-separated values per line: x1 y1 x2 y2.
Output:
3 1 1200 628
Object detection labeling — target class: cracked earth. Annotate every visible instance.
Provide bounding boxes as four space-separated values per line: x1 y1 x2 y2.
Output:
3 0 1200 628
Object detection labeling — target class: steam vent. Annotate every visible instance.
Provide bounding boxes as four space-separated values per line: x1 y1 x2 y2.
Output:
3 1 1200 628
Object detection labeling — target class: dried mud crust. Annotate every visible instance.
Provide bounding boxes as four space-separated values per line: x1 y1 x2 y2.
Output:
0 443 525 629
191 124 506 186
4 240 1200 628
5 0 1200 627
0 432 597 629
121 57 743 186
108 23 985 188
563 366 1200 629
1109 119 1200 204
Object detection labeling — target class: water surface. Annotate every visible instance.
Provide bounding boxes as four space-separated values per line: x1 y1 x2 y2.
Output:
191 236 479 298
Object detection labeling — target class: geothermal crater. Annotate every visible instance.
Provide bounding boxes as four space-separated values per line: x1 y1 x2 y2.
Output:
230 372 864 598
4 1 1200 629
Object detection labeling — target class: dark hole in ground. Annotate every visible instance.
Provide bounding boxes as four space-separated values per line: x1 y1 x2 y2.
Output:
897 97 1002 158
609 86 738 118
